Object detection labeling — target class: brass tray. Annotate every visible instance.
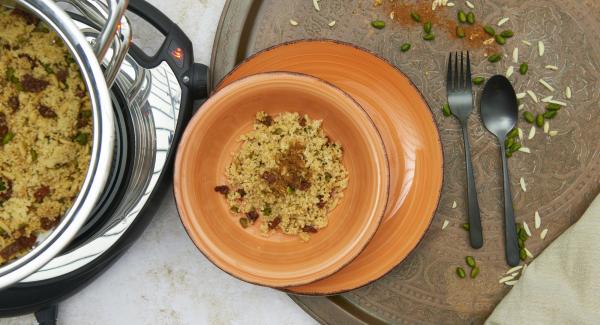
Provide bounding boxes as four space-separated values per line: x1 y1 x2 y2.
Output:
209 1 600 323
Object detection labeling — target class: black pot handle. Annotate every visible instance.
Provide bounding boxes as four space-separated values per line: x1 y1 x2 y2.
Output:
34 305 57 325
127 0 208 100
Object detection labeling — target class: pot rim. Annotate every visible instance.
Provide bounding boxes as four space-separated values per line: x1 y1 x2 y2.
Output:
0 0 115 289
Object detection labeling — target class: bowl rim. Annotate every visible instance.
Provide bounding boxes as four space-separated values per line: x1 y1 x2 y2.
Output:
174 71 390 288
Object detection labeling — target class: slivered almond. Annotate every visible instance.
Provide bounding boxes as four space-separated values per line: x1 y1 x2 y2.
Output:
523 222 532 237
535 211 541 229
566 86 572 99
497 17 510 26
544 121 550 134
541 96 554 103
549 100 567 106
528 126 536 140
549 130 558 137
539 79 555 92
290 19 299 26
516 92 527 99
512 47 519 63
538 41 545 56
519 147 531 153
517 127 524 140
520 177 527 192
505 280 518 286
506 66 514 78
522 40 532 46
527 90 538 103
499 275 515 283
541 228 548 240
313 0 320 11
483 37 495 45
442 219 450 230
505 265 523 274
524 247 534 258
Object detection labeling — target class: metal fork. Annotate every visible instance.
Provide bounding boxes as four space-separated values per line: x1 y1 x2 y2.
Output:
446 51 483 249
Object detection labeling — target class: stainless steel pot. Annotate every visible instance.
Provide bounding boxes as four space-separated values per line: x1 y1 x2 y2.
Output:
0 0 129 289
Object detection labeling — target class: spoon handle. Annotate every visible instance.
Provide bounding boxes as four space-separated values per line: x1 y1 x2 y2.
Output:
462 126 483 249
500 145 520 266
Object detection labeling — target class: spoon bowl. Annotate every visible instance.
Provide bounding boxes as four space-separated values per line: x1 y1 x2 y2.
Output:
481 75 518 139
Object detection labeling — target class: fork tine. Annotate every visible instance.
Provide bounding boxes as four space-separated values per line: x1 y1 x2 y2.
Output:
460 51 465 89
466 51 472 90
454 51 459 90
447 52 453 91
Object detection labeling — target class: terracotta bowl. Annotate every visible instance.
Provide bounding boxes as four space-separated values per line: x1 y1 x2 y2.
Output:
174 72 389 288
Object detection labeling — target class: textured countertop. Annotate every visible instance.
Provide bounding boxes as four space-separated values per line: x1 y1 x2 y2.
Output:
2 1 314 324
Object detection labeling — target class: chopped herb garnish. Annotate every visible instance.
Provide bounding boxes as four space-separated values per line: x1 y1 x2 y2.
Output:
442 103 452 117
457 10 467 23
371 20 385 29
483 25 496 36
43 63 54 74
33 22 50 33
2 131 14 145
423 33 435 41
500 30 514 38
423 21 432 34
495 35 506 45
5 67 18 84
535 114 544 128
470 266 480 278
487 54 502 63
410 11 421 22
262 204 272 216
523 111 535 123
473 76 485 85
466 12 475 25
519 63 529 75
72 132 89 145
466 256 476 268
65 55 76 64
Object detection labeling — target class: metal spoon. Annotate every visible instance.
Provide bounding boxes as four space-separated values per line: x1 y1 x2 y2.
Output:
480 75 520 267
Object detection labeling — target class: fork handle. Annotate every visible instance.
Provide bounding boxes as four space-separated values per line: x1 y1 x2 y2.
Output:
500 144 521 266
462 126 483 249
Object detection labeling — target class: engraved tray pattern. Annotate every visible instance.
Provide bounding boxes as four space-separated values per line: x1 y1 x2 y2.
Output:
210 0 600 323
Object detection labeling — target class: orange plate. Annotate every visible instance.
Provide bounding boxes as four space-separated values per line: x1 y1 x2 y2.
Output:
217 40 443 294
174 72 389 288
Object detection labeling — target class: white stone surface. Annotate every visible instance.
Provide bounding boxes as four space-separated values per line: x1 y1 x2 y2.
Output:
1 1 316 324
